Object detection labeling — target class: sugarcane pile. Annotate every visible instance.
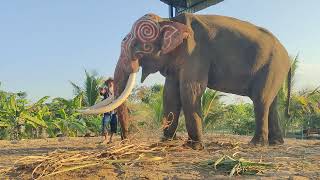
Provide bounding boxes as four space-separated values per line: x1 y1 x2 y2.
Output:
0 139 279 179
0 141 170 179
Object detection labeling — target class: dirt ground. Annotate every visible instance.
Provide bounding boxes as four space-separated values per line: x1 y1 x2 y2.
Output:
0 133 319 179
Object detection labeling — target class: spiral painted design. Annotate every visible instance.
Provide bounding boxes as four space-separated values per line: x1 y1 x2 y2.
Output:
143 43 153 52
121 32 134 59
133 19 159 43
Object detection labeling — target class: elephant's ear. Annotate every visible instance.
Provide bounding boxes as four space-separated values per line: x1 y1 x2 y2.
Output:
159 21 192 55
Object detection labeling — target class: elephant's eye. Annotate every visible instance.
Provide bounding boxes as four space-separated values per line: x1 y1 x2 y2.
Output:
131 41 139 48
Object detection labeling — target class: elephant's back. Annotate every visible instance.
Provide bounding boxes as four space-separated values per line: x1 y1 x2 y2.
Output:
177 13 276 43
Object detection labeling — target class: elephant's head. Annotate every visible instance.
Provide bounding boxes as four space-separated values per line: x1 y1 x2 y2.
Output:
80 13 191 114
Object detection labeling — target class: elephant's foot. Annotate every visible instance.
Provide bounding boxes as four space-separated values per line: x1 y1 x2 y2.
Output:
121 129 130 140
249 135 268 146
183 140 204 150
268 135 284 145
161 134 178 142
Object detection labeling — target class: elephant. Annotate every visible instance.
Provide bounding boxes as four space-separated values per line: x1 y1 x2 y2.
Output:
80 13 291 150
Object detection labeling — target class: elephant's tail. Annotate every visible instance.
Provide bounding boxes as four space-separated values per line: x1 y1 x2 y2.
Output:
285 68 292 118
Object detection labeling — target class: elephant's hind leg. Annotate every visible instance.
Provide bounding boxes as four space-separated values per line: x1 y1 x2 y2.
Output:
251 99 270 145
268 96 284 145
250 66 283 145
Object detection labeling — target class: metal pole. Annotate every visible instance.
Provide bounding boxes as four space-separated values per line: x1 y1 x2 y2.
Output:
169 4 174 18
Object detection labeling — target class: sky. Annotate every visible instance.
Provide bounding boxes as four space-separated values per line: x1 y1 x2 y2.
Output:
0 0 319 102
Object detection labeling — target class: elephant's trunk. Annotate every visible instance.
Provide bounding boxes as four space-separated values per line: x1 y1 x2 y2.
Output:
113 58 139 139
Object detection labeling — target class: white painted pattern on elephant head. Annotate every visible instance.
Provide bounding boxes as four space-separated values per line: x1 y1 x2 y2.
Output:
120 15 161 60
132 17 160 55
133 18 159 43
160 25 178 52
121 32 134 60
135 43 155 57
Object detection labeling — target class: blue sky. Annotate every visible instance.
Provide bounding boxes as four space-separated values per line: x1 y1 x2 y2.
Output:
0 0 319 102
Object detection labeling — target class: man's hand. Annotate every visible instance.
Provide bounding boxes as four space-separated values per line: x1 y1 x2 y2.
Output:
99 87 106 95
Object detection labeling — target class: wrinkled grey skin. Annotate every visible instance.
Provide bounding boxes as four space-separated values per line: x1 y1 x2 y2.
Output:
114 13 291 150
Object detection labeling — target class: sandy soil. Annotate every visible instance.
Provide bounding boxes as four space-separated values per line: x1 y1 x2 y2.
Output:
0 133 319 179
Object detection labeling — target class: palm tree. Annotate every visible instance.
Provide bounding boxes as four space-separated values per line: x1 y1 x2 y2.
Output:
70 70 104 106
134 86 224 131
290 87 320 129
201 89 225 132
129 84 165 129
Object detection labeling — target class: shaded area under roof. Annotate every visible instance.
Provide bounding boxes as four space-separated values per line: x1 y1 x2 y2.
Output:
160 0 224 14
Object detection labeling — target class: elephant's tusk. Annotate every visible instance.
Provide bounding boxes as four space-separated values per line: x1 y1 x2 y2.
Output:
78 73 137 115
85 95 114 110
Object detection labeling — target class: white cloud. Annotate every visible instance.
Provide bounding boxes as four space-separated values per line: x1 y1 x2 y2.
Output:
294 62 320 91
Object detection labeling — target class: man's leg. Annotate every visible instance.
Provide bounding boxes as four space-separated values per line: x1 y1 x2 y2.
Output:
108 114 117 143
108 133 114 143
102 113 110 141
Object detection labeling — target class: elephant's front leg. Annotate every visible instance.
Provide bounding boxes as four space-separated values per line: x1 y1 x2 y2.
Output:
162 77 182 140
180 81 206 150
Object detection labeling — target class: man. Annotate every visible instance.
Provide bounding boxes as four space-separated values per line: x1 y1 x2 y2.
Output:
99 78 118 143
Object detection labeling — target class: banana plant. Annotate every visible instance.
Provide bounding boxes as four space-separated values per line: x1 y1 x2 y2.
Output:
0 93 48 140
25 99 52 138
48 94 86 137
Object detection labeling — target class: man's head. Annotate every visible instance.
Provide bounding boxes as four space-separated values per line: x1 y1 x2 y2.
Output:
105 78 114 89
